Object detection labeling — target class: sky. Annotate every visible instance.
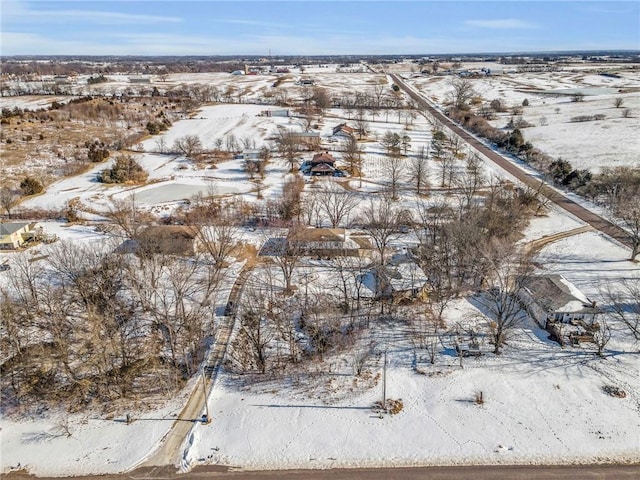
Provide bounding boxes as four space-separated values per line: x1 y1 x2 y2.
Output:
1 0 639 56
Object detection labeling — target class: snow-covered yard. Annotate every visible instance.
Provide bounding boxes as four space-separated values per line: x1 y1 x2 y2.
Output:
2 63 639 477
177 213 640 471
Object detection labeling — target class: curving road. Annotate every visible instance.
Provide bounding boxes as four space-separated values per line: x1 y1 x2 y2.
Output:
389 73 634 254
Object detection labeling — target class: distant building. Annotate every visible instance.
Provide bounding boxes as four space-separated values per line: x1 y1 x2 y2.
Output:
289 131 321 149
235 149 261 161
301 151 339 176
260 109 290 117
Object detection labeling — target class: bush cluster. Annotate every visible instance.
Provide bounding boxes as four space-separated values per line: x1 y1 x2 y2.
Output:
98 155 147 184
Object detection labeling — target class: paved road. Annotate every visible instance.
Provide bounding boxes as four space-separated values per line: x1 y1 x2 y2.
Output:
389 73 635 255
140 262 256 468
4 464 639 480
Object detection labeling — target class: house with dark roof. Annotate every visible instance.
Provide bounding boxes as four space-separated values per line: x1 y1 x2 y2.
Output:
301 151 339 176
116 225 199 256
286 227 360 256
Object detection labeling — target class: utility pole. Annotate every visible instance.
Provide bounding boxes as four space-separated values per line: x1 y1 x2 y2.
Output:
382 348 387 410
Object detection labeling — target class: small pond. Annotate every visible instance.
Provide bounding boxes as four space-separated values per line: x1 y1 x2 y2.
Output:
132 182 241 205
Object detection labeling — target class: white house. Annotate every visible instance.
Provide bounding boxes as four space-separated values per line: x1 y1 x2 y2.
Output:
0 222 38 250
518 274 600 328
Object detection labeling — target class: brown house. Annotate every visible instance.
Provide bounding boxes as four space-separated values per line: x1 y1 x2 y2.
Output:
311 151 336 165
332 123 355 137
117 225 199 256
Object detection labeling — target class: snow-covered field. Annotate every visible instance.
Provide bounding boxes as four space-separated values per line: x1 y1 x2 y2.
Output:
2 62 639 477
185 335 639 470
403 65 640 173
179 207 640 471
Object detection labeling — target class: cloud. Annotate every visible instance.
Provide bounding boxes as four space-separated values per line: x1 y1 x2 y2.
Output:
465 19 538 29
2 1 181 24
218 19 288 29
44 10 182 24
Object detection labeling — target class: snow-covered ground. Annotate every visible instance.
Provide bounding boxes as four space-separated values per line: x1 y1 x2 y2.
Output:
178 208 640 471
404 66 640 173
1 393 188 477
2 63 639 477
184 339 639 470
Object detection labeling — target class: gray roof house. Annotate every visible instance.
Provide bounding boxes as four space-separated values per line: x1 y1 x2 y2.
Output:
518 274 601 328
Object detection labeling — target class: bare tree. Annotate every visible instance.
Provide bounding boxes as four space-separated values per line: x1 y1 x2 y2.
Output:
173 134 202 159
438 152 458 188
191 223 237 269
454 152 485 211
448 77 475 109
155 137 167 154
383 155 405 200
593 319 611 357
275 130 302 172
360 196 399 265
301 190 322 226
353 110 369 139
614 97 624 108
272 230 304 294
105 196 153 240
342 136 362 176
408 146 430 195
230 285 274 374
317 182 359 228
613 187 640 260
381 131 402 157
312 87 331 115
224 133 239 153
0 186 17 218
474 241 533 354
410 310 442 365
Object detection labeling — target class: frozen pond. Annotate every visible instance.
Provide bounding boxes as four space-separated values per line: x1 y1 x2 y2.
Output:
131 182 243 205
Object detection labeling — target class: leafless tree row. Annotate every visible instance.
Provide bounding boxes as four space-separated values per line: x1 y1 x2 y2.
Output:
0 214 236 410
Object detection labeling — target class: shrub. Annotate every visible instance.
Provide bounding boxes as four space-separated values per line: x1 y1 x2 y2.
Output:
522 98 529 107
603 385 626 398
490 99 506 112
87 74 108 85
20 176 44 196
87 141 110 162
98 155 147 184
